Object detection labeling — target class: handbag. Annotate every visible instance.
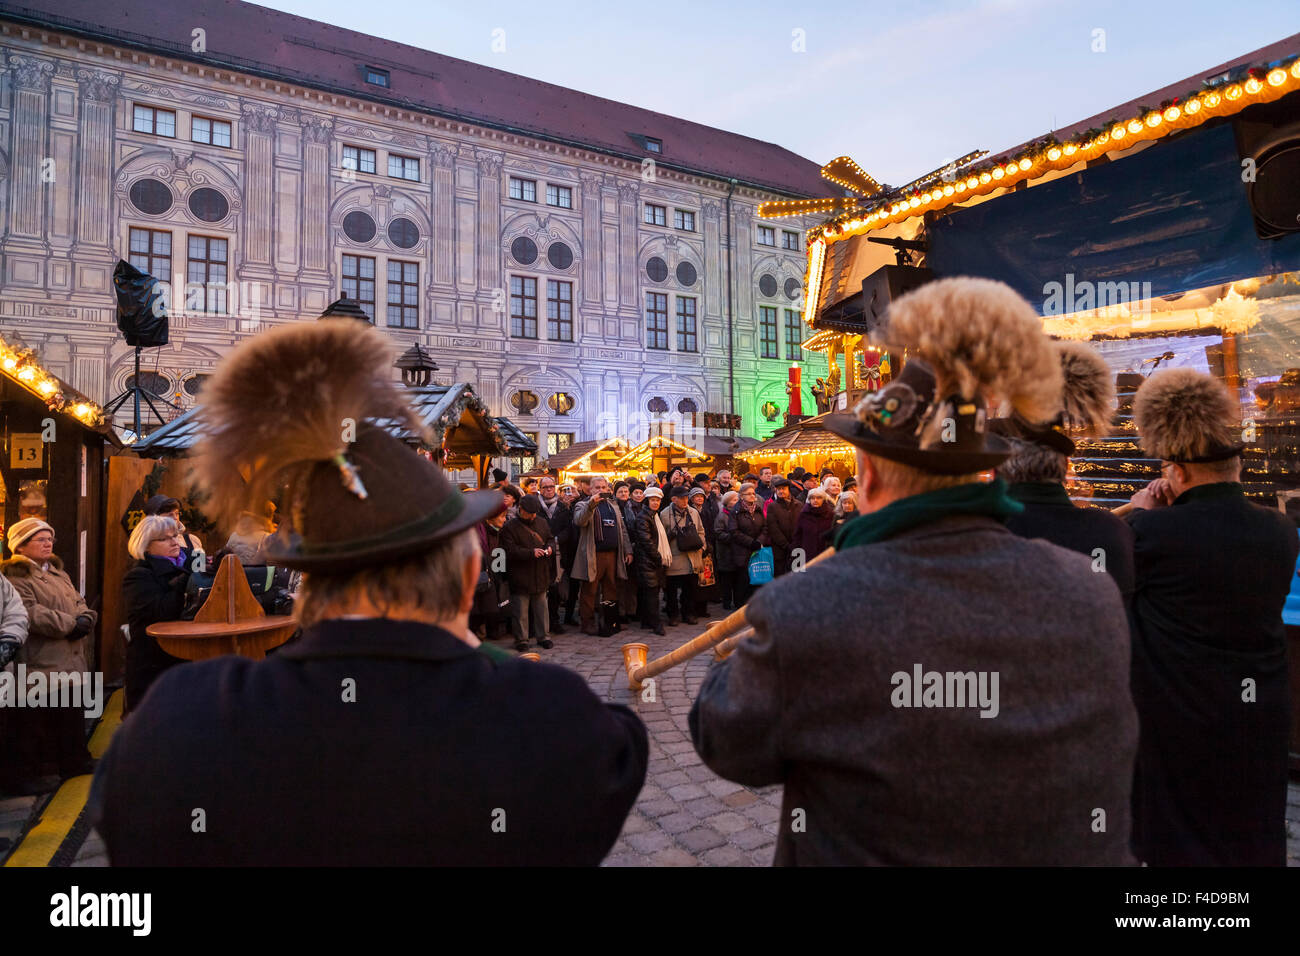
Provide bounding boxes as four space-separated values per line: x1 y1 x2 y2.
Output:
674 513 704 553
747 546 774 585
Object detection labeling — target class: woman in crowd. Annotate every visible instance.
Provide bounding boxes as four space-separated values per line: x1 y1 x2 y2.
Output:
632 487 671 635
712 490 741 610
474 507 512 642
822 475 843 500
1 518 97 779
792 486 836 563
225 499 276 565
721 482 766 608
145 495 204 560
122 515 191 713
500 484 523 519
828 491 858 545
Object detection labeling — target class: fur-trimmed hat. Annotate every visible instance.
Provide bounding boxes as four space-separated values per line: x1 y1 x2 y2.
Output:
1133 368 1243 463
991 340 1115 455
825 277 1061 474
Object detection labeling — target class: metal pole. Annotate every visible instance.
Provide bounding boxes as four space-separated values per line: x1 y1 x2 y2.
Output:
725 179 736 418
133 346 141 438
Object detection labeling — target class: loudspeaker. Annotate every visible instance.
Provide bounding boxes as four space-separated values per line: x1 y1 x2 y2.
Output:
1233 91 1300 240
860 264 935 335
112 259 169 348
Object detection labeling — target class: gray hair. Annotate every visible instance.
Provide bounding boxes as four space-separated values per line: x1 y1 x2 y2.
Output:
995 437 1067 484
721 490 740 507
128 515 180 561
834 491 857 518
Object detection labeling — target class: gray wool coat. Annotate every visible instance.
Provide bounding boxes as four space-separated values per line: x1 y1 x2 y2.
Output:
571 495 632 582
689 514 1138 866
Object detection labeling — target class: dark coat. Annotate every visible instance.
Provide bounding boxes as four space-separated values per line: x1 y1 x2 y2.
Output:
537 497 571 552
720 503 766 569
632 505 668 589
791 501 834 563
499 514 555 595
121 555 190 712
690 515 1137 865
1125 482 1298 866
1006 482 1135 605
701 494 723 555
764 497 801 574
474 522 510 623
88 618 648 865
557 494 586 572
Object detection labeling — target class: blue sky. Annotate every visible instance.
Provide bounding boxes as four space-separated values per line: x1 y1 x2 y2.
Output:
258 0 1300 186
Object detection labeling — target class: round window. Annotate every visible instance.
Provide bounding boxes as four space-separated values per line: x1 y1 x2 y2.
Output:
183 374 209 397
126 371 171 397
129 178 173 215
676 261 697 287
342 211 377 243
388 218 420 249
785 278 801 300
511 236 538 265
759 274 778 298
646 257 668 282
188 187 230 223
547 242 574 270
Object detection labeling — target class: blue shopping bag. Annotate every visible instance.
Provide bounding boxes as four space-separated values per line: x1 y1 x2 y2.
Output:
747 546 774 585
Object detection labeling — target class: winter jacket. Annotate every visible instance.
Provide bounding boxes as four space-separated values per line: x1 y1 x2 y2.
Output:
712 507 740 572
1 555 94 674
792 501 835 563
720 503 766 570
537 497 572 555
701 494 723 555
764 497 802 574
0 573 28 645
499 514 556 595
571 494 632 582
121 555 190 711
632 507 670 589
660 504 706 576
755 481 776 504
557 495 585 572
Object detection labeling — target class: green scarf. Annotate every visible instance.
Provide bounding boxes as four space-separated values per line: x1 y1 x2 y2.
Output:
834 478 1024 551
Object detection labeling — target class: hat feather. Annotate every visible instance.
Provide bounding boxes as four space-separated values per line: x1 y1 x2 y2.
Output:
1133 368 1238 461
1056 340 1115 434
881 277 1061 423
189 321 422 527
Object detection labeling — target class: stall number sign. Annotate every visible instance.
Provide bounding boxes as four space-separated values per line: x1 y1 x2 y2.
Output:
9 433 45 470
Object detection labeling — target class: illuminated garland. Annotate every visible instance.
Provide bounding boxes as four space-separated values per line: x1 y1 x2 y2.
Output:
0 333 106 428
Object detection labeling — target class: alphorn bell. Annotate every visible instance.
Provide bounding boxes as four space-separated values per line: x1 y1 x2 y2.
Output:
621 548 836 690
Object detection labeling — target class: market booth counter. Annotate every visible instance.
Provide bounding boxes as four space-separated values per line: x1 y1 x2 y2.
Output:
0 335 115 671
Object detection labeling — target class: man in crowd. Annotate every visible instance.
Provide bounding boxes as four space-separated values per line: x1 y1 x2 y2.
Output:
500 494 557 652
572 477 633 635
89 320 646 864
535 475 570 635
690 277 1136 865
661 486 706 626
755 466 777 504
715 469 733 494
764 477 801 577
1126 368 1298 866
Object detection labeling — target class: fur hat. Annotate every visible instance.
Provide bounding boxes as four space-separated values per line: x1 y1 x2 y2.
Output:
991 340 1115 455
826 277 1060 474
1133 368 1243 462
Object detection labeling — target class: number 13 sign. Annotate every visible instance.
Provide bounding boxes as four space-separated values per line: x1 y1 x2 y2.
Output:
9 433 44 470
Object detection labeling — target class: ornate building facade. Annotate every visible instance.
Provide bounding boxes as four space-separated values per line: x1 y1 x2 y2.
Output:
0 1 827 456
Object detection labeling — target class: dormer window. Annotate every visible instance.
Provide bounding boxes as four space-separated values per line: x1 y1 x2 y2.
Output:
365 67 390 88
645 137 662 153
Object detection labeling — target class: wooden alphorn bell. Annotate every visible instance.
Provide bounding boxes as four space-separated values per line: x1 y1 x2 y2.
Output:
621 548 836 691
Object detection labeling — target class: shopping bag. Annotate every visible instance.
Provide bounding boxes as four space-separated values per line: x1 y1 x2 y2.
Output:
697 553 716 588
747 547 774 585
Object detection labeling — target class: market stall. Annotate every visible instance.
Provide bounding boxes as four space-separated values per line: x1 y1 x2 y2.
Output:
543 437 632 484
741 413 857 480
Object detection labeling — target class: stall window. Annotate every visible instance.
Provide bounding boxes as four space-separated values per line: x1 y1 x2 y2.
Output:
759 306 778 358
676 296 697 352
785 309 802 360
186 235 228 313
547 280 573 342
386 260 419 328
646 292 668 350
341 254 376 321
511 276 538 338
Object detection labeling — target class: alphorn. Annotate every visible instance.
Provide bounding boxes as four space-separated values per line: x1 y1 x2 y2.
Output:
621 548 836 691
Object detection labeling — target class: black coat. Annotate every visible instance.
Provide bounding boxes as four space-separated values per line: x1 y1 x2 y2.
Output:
1006 482 1135 605
632 506 668 589
764 497 801 573
499 514 555 594
792 501 834 562
121 555 190 712
720 503 766 570
538 498 571 551
558 494 587 571
701 494 722 554
88 618 648 865
1125 483 1298 866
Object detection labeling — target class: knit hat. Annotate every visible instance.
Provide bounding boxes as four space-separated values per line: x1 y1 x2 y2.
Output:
688 487 707 501
7 517 53 552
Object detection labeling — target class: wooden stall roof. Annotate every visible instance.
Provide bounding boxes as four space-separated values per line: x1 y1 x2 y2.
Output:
745 413 856 458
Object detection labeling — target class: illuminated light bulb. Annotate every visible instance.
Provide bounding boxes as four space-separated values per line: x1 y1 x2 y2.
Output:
1018 157 1032 171
1267 68 1287 86
1185 98 1201 114
991 167 1004 179
2 357 15 370
17 366 35 381
1204 92 1220 107
1127 119 1143 134
979 172 991 184
1112 125 1126 139
955 181 966 193
1163 106 1181 121
908 196 920 208
74 403 90 419
1292 61 1300 79
1063 143 1077 155
942 184 954 196
37 379 56 395
1225 84 1241 100
1047 147 1062 161
1244 77 1262 94
967 176 978 188
1145 112 1161 127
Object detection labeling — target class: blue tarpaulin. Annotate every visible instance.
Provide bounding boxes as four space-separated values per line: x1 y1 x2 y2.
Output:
927 123 1300 312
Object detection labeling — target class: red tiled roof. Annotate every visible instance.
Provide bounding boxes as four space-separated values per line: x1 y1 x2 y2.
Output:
0 0 828 197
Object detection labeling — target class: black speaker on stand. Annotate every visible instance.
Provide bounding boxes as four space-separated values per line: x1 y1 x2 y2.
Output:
104 259 177 440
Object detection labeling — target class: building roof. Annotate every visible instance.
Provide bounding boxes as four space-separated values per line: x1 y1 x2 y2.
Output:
1 0 827 197
743 413 855 458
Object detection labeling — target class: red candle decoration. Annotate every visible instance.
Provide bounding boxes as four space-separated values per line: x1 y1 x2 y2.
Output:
786 365 802 417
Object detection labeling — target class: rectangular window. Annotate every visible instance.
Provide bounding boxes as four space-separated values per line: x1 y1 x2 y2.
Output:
388 154 420 182
509 177 537 202
342 145 377 175
341 254 376 322
782 230 801 250
512 433 539 475
510 276 538 338
187 235 228 314
673 209 696 232
386 260 419 328
785 309 802 360
191 116 232 148
759 306 778 358
133 105 176 138
547 280 574 342
128 227 171 283
546 184 573 208
644 203 666 226
645 138 662 153
547 432 574 456
365 66 390 87
676 297 698 352
757 225 776 246
646 292 669 350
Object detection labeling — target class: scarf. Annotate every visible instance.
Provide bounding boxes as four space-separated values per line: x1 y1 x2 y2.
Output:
538 495 560 519
650 509 672 566
834 478 1024 551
